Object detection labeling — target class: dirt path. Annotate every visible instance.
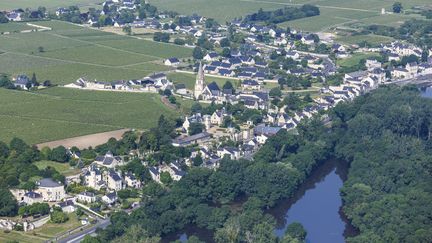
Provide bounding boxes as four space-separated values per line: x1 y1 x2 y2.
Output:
36 128 130 149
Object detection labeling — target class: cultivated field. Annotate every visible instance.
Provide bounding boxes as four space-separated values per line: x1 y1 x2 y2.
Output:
0 87 180 144
150 0 429 32
0 0 101 11
0 20 192 85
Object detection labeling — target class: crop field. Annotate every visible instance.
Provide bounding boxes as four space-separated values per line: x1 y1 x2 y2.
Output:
0 0 102 11
0 20 192 84
0 87 180 144
335 34 394 46
150 0 428 32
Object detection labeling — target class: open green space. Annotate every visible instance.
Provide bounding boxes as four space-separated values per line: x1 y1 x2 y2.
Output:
0 87 180 144
0 20 191 85
0 0 101 11
150 0 428 32
35 160 81 176
0 22 33 33
336 34 394 46
0 213 81 243
337 52 380 68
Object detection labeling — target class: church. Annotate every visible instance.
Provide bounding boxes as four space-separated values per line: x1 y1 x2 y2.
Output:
194 62 222 101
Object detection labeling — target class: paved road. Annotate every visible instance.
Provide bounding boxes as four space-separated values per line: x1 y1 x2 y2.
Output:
56 218 111 243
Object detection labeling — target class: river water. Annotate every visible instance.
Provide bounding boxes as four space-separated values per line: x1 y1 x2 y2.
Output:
420 86 432 98
164 159 357 243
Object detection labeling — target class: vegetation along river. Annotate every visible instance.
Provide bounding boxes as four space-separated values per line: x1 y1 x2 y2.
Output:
165 159 358 243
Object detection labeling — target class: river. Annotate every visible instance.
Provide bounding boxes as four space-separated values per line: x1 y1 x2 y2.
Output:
163 159 357 243
420 85 432 98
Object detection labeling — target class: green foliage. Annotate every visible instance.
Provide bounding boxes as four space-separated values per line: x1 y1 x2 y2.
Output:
392 2 402 13
243 5 320 24
189 122 204 136
0 188 18 217
160 171 173 185
193 47 205 60
331 86 432 242
50 210 69 223
18 203 50 216
153 32 170 43
50 146 69 163
285 222 307 241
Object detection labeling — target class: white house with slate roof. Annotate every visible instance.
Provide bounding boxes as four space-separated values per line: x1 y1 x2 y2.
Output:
164 57 180 66
36 178 65 202
23 191 43 205
105 170 123 191
94 151 122 168
83 164 104 189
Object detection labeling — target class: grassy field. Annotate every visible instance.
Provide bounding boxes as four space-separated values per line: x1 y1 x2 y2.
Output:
150 0 428 32
0 0 102 10
0 20 191 85
0 87 180 144
168 72 239 90
337 52 380 68
336 34 394 46
0 213 81 243
35 160 81 176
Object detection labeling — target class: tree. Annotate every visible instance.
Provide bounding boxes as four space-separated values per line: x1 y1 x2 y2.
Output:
160 171 173 185
222 81 234 92
38 46 44 53
189 122 204 135
31 73 38 86
174 38 186 45
393 2 402 13
221 47 231 58
50 146 69 162
0 188 18 217
285 222 307 241
169 95 176 104
51 210 69 223
191 102 202 113
269 87 282 97
122 26 132 35
193 47 205 60
220 38 230 47
193 154 203 166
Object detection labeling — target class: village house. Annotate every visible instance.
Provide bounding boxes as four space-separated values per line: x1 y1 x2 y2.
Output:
36 178 66 202
164 57 180 66
102 192 118 205
23 191 43 205
125 172 142 188
13 75 32 90
56 200 76 213
241 79 261 90
172 132 212 147
76 191 97 204
83 164 104 190
94 151 122 168
105 170 123 191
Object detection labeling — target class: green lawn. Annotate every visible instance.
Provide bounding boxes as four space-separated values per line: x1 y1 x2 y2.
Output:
0 22 33 33
150 0 425 32
0 0 101 10
337 52 380 68
0 213 81 243
336 34 394 46
35 160 81 176
0 20 191 85
0 87 180 144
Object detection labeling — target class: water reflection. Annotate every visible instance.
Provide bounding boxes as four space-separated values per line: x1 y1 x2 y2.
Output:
269 159 357 243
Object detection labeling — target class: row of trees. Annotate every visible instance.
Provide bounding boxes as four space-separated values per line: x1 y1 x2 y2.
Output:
330 85 432 242
243 5 320 24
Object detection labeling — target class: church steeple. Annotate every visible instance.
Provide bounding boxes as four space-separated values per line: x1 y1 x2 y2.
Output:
194 62 205 99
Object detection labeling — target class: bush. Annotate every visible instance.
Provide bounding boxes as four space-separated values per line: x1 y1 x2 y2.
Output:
51 211 69 223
